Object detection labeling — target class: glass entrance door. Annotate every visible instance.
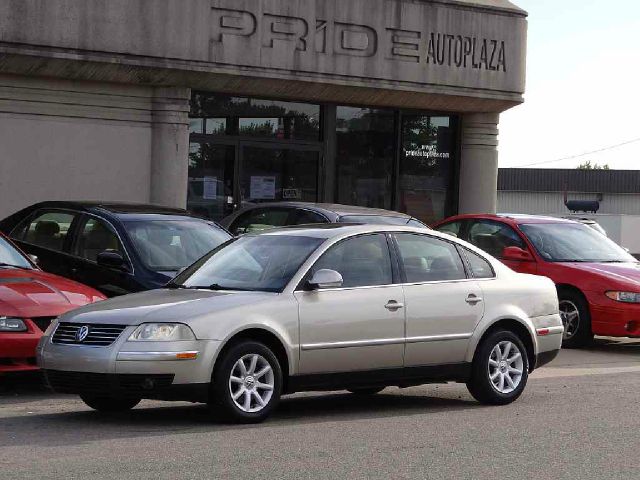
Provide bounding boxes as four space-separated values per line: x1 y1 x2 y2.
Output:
240 144 320 204
187 142 236 220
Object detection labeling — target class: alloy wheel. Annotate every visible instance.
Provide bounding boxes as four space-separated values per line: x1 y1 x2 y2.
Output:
487 341 524 394
559 300 580 340
228 353 275 413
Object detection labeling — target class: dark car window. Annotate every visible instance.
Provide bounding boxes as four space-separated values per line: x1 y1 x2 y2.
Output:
124 219 231 272
310 234 392 288
291 209 328 225
16 211 77 252
395 233 466 282
467 220 525 258
461 247 495 279
74 217 124 262
0 236 33 269
230 208 291 235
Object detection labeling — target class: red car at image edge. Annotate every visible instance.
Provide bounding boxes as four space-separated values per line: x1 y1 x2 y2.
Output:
433 214 640 347
0 233 105 373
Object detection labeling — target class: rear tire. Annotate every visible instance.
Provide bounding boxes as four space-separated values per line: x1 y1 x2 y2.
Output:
347 387 385 395
467 330 529 406
80 395 140 412
210 341 282 424
559 290 593 348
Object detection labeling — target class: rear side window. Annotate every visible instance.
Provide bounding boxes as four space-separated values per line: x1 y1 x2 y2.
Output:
15 211 77 252
395 233 466 282
462 247 495 279
230 208 291 235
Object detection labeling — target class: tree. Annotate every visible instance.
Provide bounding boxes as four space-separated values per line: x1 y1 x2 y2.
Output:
577 161 610 170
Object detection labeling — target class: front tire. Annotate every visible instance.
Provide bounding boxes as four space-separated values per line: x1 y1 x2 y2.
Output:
210 341 282 423
467 330 529 405
559 290 593 348
80 395 140 412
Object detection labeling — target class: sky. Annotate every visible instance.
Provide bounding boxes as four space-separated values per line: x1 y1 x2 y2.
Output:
498 0 640 169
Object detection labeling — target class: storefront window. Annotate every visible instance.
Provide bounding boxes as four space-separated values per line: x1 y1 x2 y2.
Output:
335 107 395 210
187 142 235 220
399 115 455 225
190 93 320 141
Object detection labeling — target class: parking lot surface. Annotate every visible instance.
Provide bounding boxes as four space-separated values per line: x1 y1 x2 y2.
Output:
1 338 639 480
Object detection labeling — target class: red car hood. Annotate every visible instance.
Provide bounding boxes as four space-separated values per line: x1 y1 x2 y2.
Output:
0 267 104 319
563 262 640 286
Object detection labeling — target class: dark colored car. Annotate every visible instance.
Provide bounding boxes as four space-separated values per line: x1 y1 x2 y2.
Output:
0 232 105 373
220 202 429 236
0 202 231 297
433 213 640 347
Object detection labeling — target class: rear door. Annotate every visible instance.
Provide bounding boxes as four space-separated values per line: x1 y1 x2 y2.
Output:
9 209 80 278
393 233 484 366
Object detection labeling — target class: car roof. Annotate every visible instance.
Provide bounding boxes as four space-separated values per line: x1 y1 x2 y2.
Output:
437 213 583 226
237 202 413 218
23 201 188 215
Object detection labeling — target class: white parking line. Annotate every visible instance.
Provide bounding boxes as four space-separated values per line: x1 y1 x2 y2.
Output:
532 364 640 379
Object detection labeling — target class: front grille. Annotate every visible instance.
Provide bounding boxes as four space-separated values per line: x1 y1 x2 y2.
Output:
51 323 128 346
44 370 174 396
32 316 56 333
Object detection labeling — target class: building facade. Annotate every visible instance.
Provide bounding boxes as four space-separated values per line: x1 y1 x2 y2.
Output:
0 0 527 224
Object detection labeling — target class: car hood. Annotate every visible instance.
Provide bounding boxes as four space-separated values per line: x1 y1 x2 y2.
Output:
561 262 640 286
57 288 280 326
0 267 104 318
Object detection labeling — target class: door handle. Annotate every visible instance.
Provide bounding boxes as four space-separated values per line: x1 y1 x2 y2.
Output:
385 300 404 311
466 294 483 305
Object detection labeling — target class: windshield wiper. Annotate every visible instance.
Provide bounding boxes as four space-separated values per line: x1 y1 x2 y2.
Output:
0 262 31 269
165 282 187 289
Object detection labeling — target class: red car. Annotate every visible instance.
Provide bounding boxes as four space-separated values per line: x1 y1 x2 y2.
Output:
0 233 105 373
433 214 640 347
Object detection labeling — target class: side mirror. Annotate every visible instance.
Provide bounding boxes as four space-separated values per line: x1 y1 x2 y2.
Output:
502 246 535 262
307 269 343 290
28 254 39 266
96 250 127 271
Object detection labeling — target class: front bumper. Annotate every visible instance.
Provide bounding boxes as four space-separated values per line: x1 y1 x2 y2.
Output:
37 328 222 399
588 295 640 337
0 321 45 373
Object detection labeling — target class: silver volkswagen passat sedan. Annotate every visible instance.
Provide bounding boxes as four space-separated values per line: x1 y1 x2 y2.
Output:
37 224 563 423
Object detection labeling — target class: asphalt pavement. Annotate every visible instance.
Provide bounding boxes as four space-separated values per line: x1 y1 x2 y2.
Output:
1 337 639 480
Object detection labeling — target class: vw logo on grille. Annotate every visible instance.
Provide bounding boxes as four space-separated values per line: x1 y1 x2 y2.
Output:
76 325 90 343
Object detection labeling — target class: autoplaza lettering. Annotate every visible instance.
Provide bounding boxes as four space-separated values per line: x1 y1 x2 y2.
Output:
211 7 508 73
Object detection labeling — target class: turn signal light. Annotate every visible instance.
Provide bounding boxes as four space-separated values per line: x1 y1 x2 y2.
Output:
175 352 198 360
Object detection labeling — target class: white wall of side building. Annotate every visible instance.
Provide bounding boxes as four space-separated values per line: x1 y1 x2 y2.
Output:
498 191 640 216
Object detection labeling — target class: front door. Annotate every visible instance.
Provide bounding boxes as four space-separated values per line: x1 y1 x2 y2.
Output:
295 234 405 374
393 233 485 366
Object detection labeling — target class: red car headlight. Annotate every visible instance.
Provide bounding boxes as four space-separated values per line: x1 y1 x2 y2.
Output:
605 291 640 304
0 317 27 332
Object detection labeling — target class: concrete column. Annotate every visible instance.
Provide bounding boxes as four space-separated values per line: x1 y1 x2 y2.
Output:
150 87 191 208
458 113 500 214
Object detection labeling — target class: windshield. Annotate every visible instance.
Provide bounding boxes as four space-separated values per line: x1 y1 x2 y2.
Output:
173 235 324 292
519 223 637 263
339 215 419 226
0 236 32 269
124 219 231 272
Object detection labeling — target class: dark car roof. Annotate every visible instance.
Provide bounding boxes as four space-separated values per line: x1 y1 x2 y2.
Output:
21 201 189 216
229 202 414 219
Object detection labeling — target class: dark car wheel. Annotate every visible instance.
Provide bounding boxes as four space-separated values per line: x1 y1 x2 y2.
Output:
347 387 385 395
211 341 282 424
467 330 529 405
559 290 593 348
80 395 141 412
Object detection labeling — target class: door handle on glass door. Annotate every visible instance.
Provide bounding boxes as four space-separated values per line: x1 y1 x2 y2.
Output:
385 300 404 311
466 294 483 305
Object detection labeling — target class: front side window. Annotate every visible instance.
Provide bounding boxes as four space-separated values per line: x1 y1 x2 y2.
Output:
436 220 464 238
18 211 77 252
176 235 324 292
230 208 291 235
310 234 392 288
519 223 637 263
292 210 328 225
0 236 32 269
124 219 231 272
467 220 526 259
395 233 466 282
74 218 124 262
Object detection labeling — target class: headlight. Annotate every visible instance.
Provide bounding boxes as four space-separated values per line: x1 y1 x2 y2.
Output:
128 323 196 342
0 317 27 332
606 291 640 303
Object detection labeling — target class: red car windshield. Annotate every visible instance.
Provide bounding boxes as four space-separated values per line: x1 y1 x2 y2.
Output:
519 223 637 263
0 236 33 269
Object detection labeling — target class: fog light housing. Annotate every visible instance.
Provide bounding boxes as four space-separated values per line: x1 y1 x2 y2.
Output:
0 317 27 332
